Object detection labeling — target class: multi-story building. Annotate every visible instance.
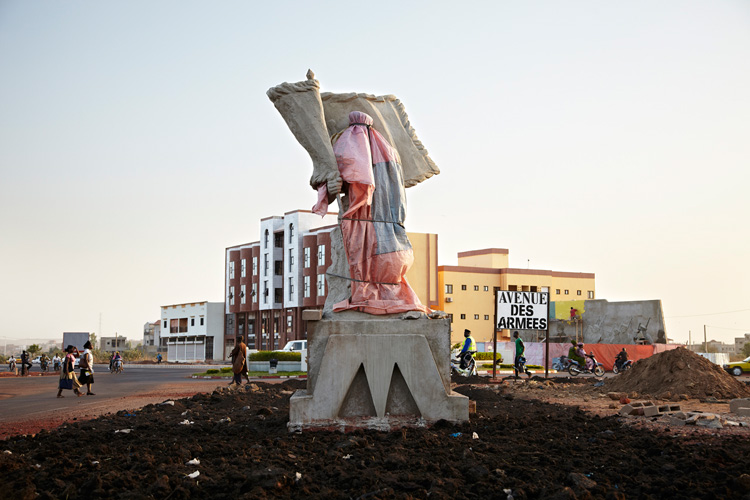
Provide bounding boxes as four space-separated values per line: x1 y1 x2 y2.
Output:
100 336 129 353
438 248 596 346
224 209 439 354
735 334 750 355
160 301 224 362
142 321 161 354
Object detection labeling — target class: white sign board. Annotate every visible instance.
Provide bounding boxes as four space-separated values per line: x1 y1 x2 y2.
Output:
496 291 549 330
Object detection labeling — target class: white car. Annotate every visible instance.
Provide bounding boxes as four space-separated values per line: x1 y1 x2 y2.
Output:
281 340 307 352
31 356 42 365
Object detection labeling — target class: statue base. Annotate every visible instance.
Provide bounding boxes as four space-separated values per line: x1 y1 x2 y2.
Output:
289 314 469 432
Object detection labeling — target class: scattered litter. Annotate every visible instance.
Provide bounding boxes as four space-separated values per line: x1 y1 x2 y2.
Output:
178 420 194 425
181 411 189 416
219 417 231 424
159 401 175 406
186 471 200 479
594 381 605 388
123 413 137 417
34 464 41 469
186 458 200 465
504 488 514 500
115 429 133 434
472 432 479 439
295 472 302 482
343 454 352 460
450 433 462 438
3 451 11 455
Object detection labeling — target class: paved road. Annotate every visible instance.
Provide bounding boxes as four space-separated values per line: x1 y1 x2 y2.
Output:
0 364 225 426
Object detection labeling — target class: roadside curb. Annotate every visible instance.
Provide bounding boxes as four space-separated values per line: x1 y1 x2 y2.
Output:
192 375 308 380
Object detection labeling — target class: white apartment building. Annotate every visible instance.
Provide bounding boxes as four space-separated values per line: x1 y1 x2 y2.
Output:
160 301 224 362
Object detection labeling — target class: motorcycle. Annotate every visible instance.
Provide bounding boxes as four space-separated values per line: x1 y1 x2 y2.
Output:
552 356 573 372
450 350 477 377
8 359 16 373
111 359 124 374
40 359 49 373
568 352 605 378
612 358 633 374
514 355 533 378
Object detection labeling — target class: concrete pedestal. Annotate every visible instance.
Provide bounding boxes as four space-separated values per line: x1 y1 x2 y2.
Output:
289 314 469 431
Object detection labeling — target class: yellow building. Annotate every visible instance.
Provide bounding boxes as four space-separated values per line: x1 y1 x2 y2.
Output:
438 249 595 346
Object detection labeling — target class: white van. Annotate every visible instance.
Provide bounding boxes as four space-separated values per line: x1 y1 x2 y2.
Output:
281 340 307 352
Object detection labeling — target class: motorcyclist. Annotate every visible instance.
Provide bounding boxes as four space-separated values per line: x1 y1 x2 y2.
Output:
8 355 16 373
459 329 476 369
615 348 629 371
568 340 585 367
113 351 123 372
53 353 61 371
40 353 49 372
20 351 32 376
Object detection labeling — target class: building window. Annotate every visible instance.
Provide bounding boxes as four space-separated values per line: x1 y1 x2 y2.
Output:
460 314 466 320
230 286 235 306
229 261 235 279
263 282 268 304
484 286 489 291
447 314 453 322
474 285 479 291
289 249 294 271
461 285 467 291
472 314 478 320
318 245 325 266
241 284 246 304
241 259 246 278
304 276 310 298
317 274 325 295
274 233 283 248
577 290 582 296
484 315 489 320
287 315 293 329
264 229 269 249
304 247 310 268
191 318 195 327
289 277 294 299
252 257 258 276
445 284 453 294
200 317 204 326
274 260 283 276
564 290 569 295
252 283 258 303
588 291 594 299
556 289 560 295
163 320 167 328
264 254 269 276
289 223 294 243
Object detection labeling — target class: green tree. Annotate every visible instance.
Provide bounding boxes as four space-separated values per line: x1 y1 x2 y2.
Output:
27 344 41 356
742 343 750 358
89 333 98 350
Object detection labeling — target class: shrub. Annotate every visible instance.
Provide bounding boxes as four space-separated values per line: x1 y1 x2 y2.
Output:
249 351 301 362
475 352 503 362
206 369 219 374
220 367 232 373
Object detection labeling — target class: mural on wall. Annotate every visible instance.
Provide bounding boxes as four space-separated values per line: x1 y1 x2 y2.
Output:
547 299 666 345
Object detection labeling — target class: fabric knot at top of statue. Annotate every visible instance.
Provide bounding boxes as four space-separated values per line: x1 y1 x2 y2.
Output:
313 110 429 315
348 110 373 128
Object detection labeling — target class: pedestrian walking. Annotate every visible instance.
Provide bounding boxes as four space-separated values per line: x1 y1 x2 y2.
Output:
79 340 95 395
20 350 32 376
230 336 248 386
57 345 83 398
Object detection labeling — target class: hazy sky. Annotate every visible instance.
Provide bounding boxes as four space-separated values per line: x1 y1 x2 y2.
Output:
1 1 748 347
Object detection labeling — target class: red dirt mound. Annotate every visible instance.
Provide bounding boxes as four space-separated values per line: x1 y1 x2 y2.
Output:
604 347 750 399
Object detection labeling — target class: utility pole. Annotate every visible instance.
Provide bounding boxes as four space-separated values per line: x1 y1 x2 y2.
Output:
704 325 707 353
689 330 691 348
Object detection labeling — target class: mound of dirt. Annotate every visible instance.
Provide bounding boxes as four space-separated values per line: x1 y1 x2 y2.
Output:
604 347 750 399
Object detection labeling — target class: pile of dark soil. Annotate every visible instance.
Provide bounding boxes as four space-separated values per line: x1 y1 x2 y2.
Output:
3 379 750 499
604 347 750 399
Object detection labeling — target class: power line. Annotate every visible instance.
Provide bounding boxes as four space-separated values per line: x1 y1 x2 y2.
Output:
705 325 750 332
666 308 750 319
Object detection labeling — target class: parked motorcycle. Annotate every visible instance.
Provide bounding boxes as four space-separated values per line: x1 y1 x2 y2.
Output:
568 353 605 378
612 359 633 374
514 355 533 378
552 356 573 372
450 350 477 377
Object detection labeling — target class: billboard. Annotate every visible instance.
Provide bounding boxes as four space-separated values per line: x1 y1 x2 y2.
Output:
496 291 549 330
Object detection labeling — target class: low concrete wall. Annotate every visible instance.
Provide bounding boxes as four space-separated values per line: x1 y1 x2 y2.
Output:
248 361 302 372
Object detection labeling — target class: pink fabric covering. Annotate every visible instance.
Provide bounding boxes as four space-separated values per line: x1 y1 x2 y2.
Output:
313 111 429 315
